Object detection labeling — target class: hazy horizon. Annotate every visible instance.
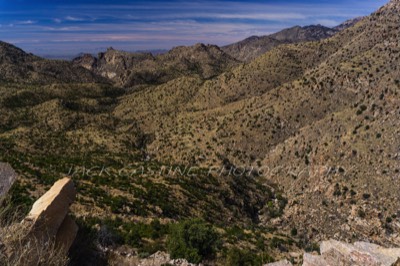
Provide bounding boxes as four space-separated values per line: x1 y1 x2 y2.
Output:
0 0 388 58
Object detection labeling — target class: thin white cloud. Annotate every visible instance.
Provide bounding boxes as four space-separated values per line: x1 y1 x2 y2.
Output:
214 13 307 20
58 0 386 20
65 16 87 22
43 26 82 31
16 20 37 25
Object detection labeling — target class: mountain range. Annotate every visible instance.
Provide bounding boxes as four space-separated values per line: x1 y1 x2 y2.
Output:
0 0 399 265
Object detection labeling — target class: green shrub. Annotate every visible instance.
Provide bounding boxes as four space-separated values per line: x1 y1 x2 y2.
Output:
225 247 270 266
362 193 371 200
166 219 219 263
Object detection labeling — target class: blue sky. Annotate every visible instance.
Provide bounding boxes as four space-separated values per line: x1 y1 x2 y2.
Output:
0 0 388 57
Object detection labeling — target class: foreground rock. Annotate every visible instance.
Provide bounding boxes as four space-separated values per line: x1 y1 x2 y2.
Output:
0 162 17 198
267 239 400 266
24 177 78 251
0 177 77 265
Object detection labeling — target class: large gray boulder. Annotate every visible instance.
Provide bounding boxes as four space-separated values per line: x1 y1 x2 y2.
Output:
267 240 400 266
353 242 400 266
319 240 400 266
302 239 400 266
0 163 17 198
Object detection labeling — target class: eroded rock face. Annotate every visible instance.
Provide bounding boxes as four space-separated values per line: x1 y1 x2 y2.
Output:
0 162 17 198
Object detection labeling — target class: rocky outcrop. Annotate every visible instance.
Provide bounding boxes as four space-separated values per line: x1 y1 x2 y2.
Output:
267 240 400 266
0 177 78 265
24 177 78 251
0 163 17 198
73 43 239 88
314 240 400 266
72 53 98 71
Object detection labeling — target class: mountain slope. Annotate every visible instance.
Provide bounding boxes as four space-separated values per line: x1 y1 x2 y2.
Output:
259 0 400 244
114 0 400 246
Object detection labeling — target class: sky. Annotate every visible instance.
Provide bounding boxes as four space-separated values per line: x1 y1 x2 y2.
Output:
0 0 388 58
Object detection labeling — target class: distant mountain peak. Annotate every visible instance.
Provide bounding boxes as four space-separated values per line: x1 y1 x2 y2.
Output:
222 24 340 62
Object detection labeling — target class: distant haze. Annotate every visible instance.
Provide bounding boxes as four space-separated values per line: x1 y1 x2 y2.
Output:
0 0 388 58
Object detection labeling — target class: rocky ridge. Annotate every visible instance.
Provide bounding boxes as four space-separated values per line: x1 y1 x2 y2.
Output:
333 17 364 31
222 20 361 62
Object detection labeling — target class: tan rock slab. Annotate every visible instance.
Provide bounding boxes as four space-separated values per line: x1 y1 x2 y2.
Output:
24 177 76 242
